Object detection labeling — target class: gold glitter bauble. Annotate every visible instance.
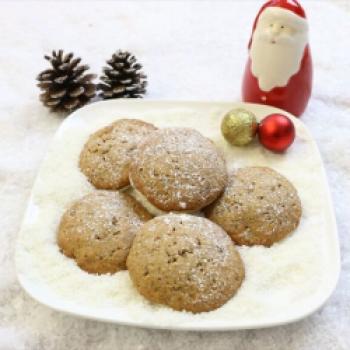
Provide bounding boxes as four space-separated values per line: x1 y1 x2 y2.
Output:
221 108 258 146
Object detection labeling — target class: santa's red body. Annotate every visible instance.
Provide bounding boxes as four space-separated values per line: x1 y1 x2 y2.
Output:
242 0 312 117
242 46 312 117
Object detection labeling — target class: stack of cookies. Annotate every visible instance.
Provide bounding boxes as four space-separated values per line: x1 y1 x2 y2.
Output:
57 118 301 313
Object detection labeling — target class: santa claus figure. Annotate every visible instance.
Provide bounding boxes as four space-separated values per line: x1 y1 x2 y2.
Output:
242 0 312 117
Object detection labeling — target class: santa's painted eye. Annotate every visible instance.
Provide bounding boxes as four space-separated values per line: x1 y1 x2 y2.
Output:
281 25 285 29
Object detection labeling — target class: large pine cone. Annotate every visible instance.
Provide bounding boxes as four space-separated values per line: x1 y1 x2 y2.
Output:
98 50 147 99
37 50 96 113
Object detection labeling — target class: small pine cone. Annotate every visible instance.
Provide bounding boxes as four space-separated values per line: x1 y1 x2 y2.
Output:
98 50 147 99
37 50 96 113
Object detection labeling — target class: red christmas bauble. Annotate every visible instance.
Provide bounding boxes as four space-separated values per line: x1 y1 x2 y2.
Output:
258 114 295 152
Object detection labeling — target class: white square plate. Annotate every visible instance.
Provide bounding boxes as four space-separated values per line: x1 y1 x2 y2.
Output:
16 100 340 331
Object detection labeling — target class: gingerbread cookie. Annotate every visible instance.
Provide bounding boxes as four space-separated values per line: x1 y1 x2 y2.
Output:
57 191 152 274
79 119 157 190
127 214 244 313
129 128 228 212
204 167 302 246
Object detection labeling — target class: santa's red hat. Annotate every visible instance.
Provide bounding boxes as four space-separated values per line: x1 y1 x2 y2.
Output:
248 0 306 48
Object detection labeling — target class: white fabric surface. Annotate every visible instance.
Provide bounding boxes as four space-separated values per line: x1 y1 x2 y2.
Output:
0 0 349 349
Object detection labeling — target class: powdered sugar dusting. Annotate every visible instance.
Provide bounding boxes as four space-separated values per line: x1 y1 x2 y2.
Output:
129 128 228 211
57 191 150 274
127 214 243 312
205 167 302 246
79 119 157 189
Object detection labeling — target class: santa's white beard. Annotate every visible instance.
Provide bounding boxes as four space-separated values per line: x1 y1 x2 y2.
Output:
250 33 307 92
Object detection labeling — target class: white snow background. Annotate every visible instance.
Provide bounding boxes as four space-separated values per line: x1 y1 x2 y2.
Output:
0 1 349 349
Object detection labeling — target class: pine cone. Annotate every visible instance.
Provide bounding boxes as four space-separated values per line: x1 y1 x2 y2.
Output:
98 50 147 99
37 50 96 113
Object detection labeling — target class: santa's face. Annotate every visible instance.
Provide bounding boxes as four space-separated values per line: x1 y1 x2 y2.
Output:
250 7 308 91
